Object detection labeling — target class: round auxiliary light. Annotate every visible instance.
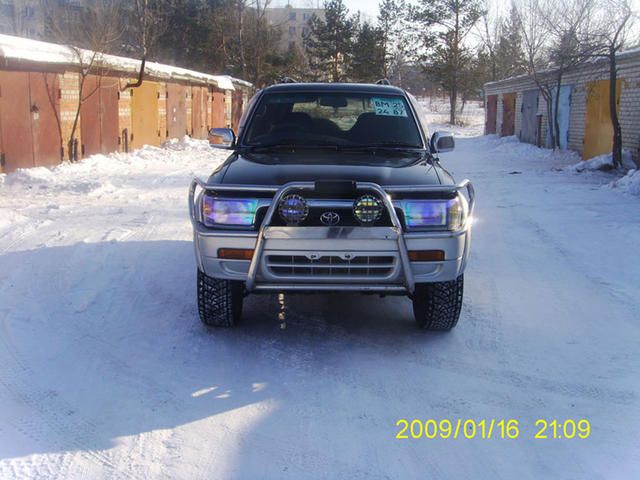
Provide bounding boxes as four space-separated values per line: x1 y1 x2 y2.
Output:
278 194 309 225
353 195 383 224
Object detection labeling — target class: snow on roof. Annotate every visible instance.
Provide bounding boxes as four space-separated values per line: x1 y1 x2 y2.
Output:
0 34 251 91
484 47 640 89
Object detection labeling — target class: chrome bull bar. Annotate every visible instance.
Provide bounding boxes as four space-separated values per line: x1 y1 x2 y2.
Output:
188 179 476 294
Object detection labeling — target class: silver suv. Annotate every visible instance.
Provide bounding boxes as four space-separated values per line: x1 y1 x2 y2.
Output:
189 82 475 330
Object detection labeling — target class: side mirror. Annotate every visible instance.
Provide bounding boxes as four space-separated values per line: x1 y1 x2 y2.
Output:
209 128 235 149
431 131 455 153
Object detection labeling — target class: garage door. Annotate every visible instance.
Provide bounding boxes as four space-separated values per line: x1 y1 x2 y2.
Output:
0 71 35 172
130 81 160 150
546 85 572 150
210 90 226 129
81 75 120 156
519 89 538 145
166 83 187 139
485 95 497 134
192 86 207 139
501 93 516 137
584 80 620 160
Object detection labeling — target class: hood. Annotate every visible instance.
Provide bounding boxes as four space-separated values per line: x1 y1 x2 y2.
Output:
210 151 450 187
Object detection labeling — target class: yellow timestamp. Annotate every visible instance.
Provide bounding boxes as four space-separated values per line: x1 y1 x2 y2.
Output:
395 419 591 440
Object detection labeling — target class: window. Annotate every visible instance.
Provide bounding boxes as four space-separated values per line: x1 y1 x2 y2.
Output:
289 41 296 50
289 26 296 36
289 11 296 21
302 27 309 37
303 13 311 20
243 92 423 149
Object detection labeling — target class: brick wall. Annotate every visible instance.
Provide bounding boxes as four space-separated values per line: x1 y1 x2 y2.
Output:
59 72 81 161
118 79 133 152
515 92 523 138
186 86 193 136
225 90 233 128
485 50 640 163
568 84 586 154
158 82 168 142
496 94 504 135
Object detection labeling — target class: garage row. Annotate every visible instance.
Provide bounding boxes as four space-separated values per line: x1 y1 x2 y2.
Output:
484 48 640 162
0 34 252 174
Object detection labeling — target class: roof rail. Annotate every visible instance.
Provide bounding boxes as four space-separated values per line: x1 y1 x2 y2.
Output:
376 78 391 85
278 76 298 84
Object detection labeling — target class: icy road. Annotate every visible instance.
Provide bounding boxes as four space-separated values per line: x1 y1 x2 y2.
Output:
0 132 639 479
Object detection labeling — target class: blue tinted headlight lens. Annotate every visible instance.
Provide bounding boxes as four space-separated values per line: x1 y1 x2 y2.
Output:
202 196 258 226
400 198 465 229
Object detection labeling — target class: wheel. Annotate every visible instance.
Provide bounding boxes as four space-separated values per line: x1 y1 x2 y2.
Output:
197 269 243 327
412 275 464 331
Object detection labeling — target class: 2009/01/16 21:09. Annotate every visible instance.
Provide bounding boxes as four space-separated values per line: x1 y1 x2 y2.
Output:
395 419 591 440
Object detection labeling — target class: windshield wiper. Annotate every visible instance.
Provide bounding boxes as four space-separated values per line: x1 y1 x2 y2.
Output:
244 143 340 152
341 142 424 151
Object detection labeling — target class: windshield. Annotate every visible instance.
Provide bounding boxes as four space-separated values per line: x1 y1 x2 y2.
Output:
242 92 424 148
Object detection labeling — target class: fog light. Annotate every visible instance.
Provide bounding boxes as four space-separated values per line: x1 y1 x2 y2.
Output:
218 248 254 260
353 195 383 224
408 250 445 262
278 194 309 225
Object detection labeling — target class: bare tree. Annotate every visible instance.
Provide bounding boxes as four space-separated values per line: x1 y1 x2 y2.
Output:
44 0 123 161
541 0 602 149
586 0 637 167
122 0 173 90
377 0 408 81
516 0 562 146
478 5 502 82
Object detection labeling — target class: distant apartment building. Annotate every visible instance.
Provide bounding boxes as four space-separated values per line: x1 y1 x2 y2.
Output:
0 0 45 39
265 4 324 53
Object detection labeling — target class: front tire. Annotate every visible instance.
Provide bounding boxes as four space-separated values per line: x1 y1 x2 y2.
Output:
412 275 464 331
197 269 243 327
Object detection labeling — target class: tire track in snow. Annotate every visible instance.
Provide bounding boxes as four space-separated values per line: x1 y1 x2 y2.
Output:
0 330 134 479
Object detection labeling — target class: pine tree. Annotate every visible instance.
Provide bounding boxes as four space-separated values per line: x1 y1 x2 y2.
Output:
412 0 484 124
350 22 385 82
494 3 527 79
305 0 357 81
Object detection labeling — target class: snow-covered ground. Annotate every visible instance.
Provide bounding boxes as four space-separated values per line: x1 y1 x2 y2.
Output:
1 131 639 479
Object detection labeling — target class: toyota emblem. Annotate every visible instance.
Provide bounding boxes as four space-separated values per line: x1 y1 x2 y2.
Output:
320 211 340 226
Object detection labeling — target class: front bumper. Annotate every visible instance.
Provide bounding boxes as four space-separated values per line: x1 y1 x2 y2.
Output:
189 180 474 294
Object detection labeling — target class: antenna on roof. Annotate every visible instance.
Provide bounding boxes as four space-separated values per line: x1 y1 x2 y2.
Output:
376 78 391 85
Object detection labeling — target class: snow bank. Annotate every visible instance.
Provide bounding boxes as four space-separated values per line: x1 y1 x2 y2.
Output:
565 150 635 173
0 136 225 196
566 153 615 172
608 169 640 195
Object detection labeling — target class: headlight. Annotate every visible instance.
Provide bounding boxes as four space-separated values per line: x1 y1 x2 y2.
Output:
399 197 467 230
278 194 309 225
353 195 383 224
202 196 258 227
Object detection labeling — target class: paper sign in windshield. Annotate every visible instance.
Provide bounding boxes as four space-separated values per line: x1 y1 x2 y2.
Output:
372 98 407 117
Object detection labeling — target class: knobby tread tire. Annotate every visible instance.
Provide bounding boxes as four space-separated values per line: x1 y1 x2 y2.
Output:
412 275 464 331
197 269 243 327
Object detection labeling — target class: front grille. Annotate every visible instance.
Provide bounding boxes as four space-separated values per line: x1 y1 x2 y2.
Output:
262 206 398 228
265 254 397 279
